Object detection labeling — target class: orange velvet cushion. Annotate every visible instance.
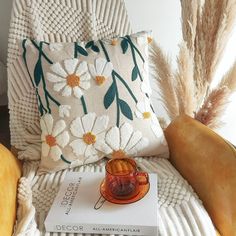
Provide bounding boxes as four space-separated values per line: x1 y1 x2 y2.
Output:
0 144 22 236
165 115 236 236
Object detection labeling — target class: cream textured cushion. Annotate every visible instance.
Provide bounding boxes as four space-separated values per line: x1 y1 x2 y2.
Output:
20 32 168 174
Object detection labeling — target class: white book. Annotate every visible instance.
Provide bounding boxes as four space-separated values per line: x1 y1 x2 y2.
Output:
45 172 158 235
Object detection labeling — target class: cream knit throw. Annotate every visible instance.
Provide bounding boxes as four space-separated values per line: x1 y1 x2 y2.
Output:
14 158 216 236
7 0 216 235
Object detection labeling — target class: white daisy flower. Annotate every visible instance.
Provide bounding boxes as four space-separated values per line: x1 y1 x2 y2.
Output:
40 114 70 161
141 63 152 96
151 115 167 145
89 57 113 86
137 35 151 57
110 39 119 46
151 116 163 136
135 97 155 120
135 98 164 141
97 123 149 158
70 113 109 161
141 80 152 96
59 105 71 118
137 35 153 45
49 43 63 51
152 122 168 146
47 59 91 99
137 35 147 46
102 38 119 46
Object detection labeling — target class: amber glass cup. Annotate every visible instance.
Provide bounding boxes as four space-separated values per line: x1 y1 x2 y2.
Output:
103 158 149 200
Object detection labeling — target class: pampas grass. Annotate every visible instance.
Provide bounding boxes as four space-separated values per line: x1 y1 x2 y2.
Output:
195 87 230 129
219 62 236 92
150 41 179 120
180 0 198 52
211 1 236 83
196 0 224 84
150 0 236 129
175 42 196 116
194 0 236 93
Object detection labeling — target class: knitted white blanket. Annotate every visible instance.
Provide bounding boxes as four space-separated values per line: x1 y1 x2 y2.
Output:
7 0 216 235
14 157 216 236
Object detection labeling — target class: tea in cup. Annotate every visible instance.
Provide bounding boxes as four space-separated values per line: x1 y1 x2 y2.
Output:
104 158 149 200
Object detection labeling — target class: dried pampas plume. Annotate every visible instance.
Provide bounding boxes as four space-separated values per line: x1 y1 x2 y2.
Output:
149 41 179 120
175 42 196 117
219 61 236 92
195 87 230 129
150 0 236 130
180 0 198 52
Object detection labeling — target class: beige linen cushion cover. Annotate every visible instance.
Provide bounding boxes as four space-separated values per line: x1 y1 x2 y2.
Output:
21 32 168 174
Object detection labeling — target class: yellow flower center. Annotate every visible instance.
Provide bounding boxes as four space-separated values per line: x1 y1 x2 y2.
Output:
83 132 96 145
45 135 57 147
95 76 106 85
66 74 80 88
147 37 153 44
112 149 127 159
143 112 151 119
111 39 118 46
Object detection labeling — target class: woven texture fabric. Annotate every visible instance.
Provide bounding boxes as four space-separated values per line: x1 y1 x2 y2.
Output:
8 0 215 235
14 157 216 236
8 0 132 160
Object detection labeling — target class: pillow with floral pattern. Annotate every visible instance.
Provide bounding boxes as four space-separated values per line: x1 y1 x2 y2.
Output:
21 31 169 174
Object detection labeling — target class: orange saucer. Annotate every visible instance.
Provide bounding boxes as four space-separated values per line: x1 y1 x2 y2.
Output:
100 180 150 204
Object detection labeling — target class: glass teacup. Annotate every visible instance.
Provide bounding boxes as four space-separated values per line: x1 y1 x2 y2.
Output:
104 158 149 200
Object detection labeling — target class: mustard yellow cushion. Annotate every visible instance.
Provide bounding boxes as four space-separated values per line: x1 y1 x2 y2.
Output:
0 144 22 236
165 115 236 236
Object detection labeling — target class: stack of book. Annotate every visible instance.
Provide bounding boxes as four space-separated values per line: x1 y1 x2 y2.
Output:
45 172 158 235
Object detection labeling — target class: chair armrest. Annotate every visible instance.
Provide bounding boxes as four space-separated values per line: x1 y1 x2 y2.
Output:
164 115 236 236
0 144 22 236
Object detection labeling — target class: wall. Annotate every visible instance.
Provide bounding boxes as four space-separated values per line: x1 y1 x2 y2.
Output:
0 0 235 144
0 0 12 105
0 0 12 64
124 0 236 145
125 0 182 59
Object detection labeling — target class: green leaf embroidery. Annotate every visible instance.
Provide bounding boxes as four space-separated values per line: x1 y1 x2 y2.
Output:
85 41 94 48
22 40 35 87
121 38 129 54
125 36 145 82
76 45 88 56
81 95 88 115
132 66 139 81
91 45 100 52
85 41 100 53
60 155 72 164
30 40 53 64
119 99 133 120
39 104 44 115
104 82 116 109
34 59 42 86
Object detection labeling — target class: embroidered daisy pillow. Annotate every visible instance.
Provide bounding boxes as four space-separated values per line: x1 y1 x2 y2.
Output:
21 31 169 174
